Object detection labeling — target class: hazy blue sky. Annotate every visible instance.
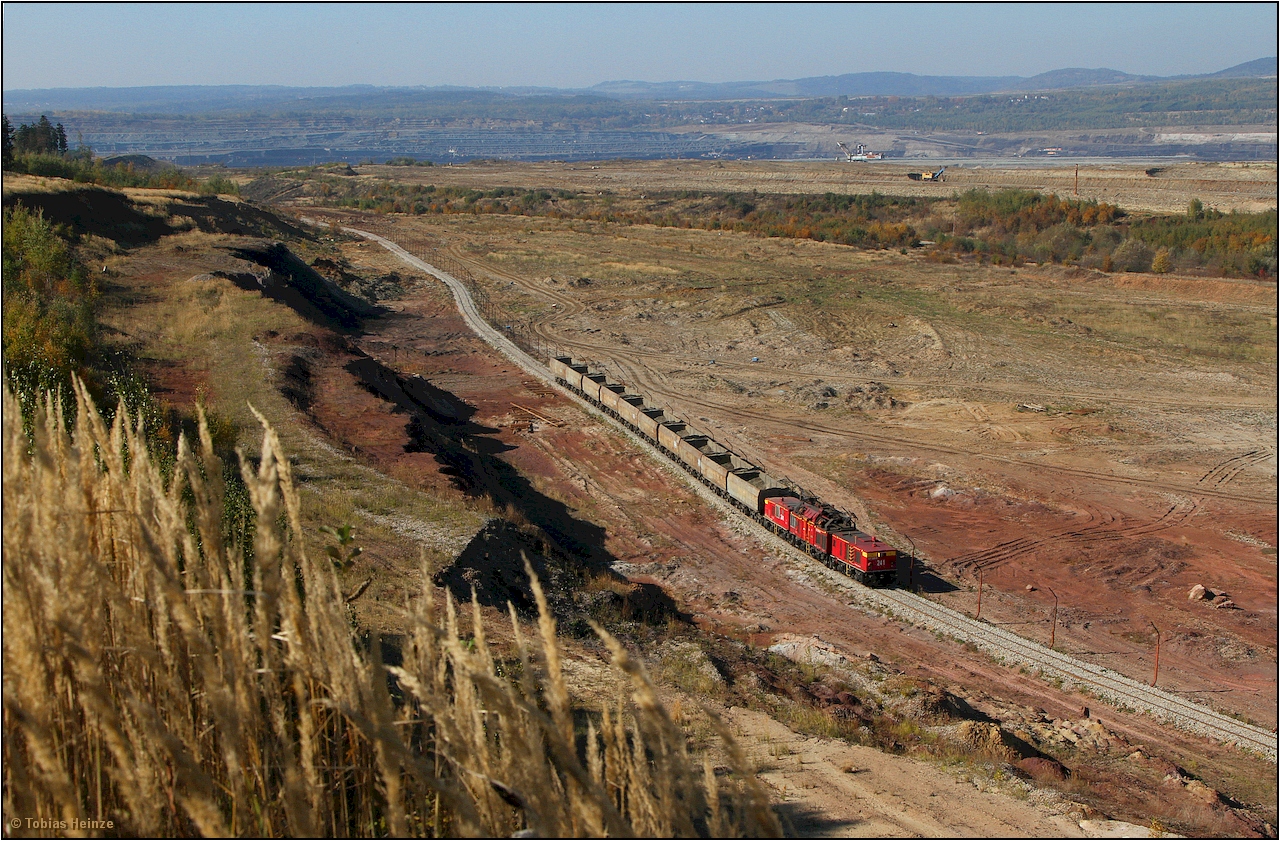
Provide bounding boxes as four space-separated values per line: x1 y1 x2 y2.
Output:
3 2 1275 90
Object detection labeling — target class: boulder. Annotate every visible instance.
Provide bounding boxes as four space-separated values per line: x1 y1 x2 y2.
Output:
1017 756 1068 781
1214 599 1238 610
1184 779 1222 804
1187 584 1207 600
955 721 1020 762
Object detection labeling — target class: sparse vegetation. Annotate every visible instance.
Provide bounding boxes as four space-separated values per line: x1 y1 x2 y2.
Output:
305 176 1276 278
2 114 240 194
4 159 1273 836
925 188 1276 277
5 151 241 194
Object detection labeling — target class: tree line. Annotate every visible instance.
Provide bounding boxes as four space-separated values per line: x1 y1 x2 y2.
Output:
3 113 240 195
3 114 68 165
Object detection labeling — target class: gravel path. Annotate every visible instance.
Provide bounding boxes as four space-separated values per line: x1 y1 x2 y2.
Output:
352 223 1278 765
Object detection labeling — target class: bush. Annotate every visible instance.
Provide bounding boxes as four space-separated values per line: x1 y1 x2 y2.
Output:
1151 248 1172 274
1112 239 1154 272
2 204 98 423
197 173 240 196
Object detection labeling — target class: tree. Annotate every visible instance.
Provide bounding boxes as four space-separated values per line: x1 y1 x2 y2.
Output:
1187 198 1204 220
1112 238 1154 273
1 115 12 169
13 115 62 155
1151 247 1172 274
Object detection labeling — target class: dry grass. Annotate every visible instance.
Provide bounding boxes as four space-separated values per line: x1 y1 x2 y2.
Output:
2 383 779 837
0 173 91 196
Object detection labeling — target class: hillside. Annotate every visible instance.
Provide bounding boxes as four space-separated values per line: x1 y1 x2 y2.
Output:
3 171 1275 837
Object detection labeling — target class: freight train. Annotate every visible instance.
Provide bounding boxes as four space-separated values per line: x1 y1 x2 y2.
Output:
549 356 899 586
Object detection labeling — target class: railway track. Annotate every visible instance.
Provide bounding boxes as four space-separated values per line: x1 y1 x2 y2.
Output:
863 584 1278 762
348 223 1279 764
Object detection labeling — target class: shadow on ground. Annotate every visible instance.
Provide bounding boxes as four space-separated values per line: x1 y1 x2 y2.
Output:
342 349 687 626
900 564 960 594
773 802 865 838
224 242 382 330
5 187 172 246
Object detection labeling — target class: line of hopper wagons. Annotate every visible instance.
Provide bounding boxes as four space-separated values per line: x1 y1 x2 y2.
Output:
549 356 900 587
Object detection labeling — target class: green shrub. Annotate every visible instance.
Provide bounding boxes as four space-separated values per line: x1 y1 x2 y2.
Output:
2 203 98 424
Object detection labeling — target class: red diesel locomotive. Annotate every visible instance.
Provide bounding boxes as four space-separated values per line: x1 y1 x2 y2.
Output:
763 496 898 587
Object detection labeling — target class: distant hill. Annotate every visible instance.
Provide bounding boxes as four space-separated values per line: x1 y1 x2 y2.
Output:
1205 57 1279 78
4 58 1275 113
585 59 1275 100
1011 68 1157 90
591 72 1028 100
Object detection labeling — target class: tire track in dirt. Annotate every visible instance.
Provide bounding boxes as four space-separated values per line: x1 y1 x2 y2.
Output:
555 341 1207 578
430 248 1275 415
544 336 1271 414
1197 449 1276 489
395 255 1271 417
527 319 1264 575
947 495 1201 575
442 242 588 317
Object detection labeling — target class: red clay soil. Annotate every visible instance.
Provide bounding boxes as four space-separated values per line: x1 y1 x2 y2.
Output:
745 426 1279 729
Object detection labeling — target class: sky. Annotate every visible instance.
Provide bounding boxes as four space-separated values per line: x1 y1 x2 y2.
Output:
2 2 1276 91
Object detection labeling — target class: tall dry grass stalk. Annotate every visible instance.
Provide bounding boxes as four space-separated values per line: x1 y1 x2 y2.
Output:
2 383 779 837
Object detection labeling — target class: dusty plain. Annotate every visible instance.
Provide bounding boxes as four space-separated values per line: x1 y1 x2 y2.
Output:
355 157 1279 214
263 158 1277 835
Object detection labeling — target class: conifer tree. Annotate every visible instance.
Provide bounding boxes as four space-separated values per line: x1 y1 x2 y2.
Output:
1 115 13 169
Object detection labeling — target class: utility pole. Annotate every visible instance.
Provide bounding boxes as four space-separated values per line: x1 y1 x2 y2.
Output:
906 534 917 592
976 566 984 620
1074 164 1079 196
1150 622 1161 687
1048 586 1059 649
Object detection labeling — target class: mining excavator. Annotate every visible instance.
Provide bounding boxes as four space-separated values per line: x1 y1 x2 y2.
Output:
836 141 883 162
